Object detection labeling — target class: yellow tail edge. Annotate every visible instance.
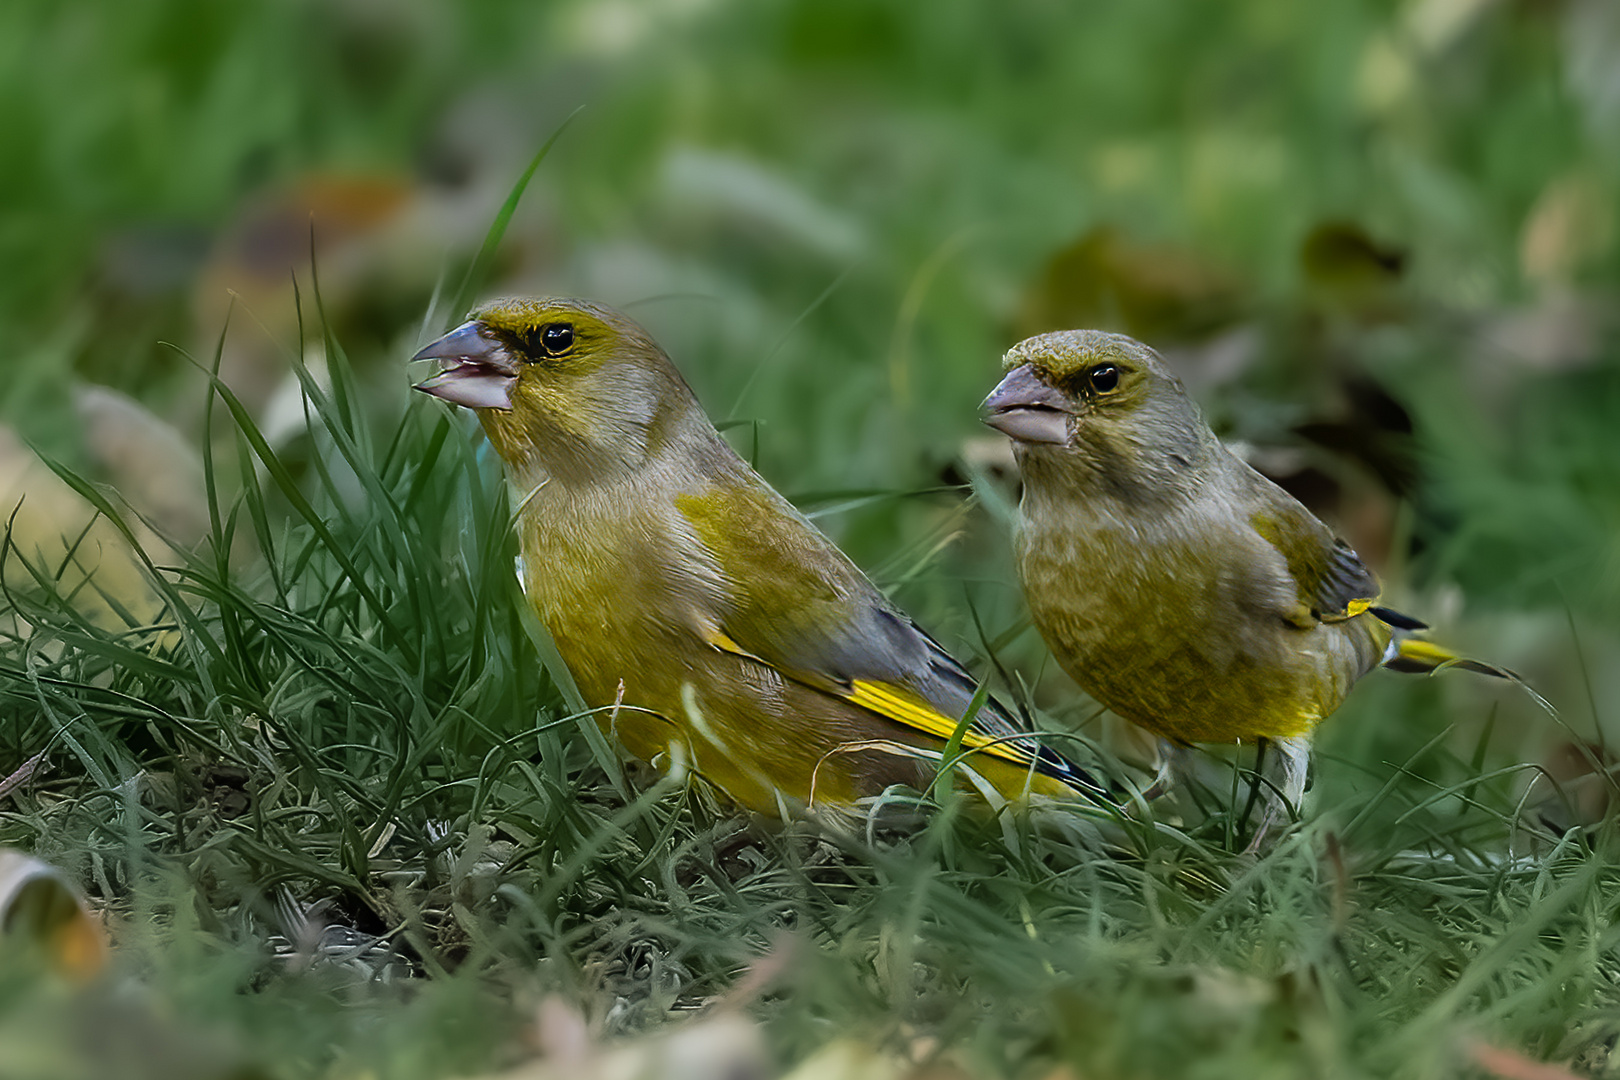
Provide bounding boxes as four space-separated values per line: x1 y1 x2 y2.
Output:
1382 635 1558 720
1385 637 1516 679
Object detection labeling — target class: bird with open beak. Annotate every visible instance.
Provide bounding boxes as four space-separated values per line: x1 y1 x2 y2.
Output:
412 298 1101 816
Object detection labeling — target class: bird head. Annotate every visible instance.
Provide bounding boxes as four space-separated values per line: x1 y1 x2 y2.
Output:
412 297 696 481
982 329 1214 493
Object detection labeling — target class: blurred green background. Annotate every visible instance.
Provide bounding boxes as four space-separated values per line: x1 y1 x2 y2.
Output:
3 0 1620 1076
6 0 1617 750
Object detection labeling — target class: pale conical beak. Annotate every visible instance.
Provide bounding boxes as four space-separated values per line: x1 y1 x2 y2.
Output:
411 321 518 411
982 363 1072 445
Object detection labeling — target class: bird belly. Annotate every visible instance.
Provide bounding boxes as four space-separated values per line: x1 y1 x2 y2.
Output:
548 614 1019 813
520 513 1023 813
519 488 1071 814
1020 523 1383 745
1033 601 1376 742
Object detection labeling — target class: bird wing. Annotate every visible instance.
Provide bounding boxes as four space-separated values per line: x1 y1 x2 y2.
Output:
673 484 1095 793
1248 495 1380 625
1242 470 1527 688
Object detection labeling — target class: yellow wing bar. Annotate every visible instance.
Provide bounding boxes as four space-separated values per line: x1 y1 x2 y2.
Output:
847 678 1038 770
704 625 1044 774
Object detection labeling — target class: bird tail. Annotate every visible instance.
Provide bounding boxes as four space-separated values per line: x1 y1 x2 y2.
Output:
1371 606 1557 718
1029 742 1113 799
1371 605 1515 677
1382 636 1518 679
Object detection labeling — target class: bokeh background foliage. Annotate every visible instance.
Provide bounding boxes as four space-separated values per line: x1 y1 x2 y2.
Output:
2 0 1619 1077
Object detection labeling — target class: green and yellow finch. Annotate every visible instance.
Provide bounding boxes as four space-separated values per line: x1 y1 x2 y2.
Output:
982 329 1512 835
412 298 1098 816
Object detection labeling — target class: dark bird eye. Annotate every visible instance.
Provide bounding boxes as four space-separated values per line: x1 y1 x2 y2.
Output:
1087 363 1119 393
536 322 574 355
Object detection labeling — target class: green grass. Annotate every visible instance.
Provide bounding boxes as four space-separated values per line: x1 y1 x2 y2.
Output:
2 0 1619 1077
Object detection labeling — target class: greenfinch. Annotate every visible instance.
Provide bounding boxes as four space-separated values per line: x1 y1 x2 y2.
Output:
981 329 1510 833
412 298 1098 816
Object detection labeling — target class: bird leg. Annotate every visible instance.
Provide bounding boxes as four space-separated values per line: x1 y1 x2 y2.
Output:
1273 736 1310 809
1142 739 1195 801
1241 736 1311 852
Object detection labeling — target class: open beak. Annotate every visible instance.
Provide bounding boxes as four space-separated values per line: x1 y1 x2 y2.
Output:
411 321 518 411
981 363 1072 445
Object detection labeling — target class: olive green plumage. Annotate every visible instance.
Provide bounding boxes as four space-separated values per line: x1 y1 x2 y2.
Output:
412 297 1095 815
983 329 1504 751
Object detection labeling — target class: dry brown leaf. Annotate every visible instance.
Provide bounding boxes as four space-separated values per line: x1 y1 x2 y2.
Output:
778 1039 905 1080
0 849 106 982
1467 1039 1585 1080
461 996 769 1080
0 423 167 632
1520 172 1615 287
75 384 210 550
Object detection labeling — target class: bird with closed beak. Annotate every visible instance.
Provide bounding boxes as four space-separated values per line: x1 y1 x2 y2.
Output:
982 329 1514 842
412 298 1099 816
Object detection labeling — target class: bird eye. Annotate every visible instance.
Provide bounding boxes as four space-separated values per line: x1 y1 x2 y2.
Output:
1087 363 1120 393
534 322 574 356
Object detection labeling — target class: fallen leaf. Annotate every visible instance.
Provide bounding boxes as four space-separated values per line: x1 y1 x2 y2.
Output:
0 849 106 982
